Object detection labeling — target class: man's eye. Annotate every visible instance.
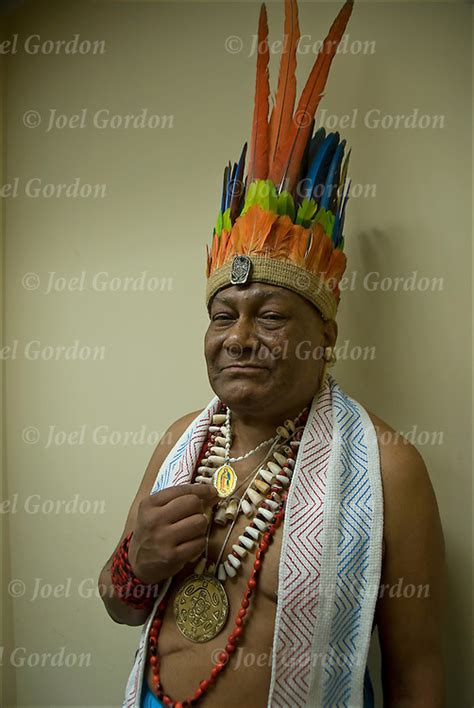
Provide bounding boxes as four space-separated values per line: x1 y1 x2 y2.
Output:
260 313 284 320
212 313 232 321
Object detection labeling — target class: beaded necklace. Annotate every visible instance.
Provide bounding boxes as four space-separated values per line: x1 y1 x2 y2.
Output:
146 403 310 706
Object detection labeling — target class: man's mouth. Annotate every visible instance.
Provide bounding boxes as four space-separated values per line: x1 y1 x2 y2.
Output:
222 363 268 373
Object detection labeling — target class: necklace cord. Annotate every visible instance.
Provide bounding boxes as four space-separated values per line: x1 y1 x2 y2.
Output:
211 423 304 572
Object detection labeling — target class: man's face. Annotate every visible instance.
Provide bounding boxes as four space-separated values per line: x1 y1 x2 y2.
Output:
204 282 337 415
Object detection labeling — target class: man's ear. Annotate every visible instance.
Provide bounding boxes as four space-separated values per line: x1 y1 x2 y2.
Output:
324 318 338 348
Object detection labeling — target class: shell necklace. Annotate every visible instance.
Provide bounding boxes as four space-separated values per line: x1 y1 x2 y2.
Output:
172 403 309 644
201 406 278 499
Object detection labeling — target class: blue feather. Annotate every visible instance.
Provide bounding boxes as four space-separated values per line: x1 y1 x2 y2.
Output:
307 127 326 167
333 177 351 247
301 132 339 201
320 139 346 211
220 164 229 214
225 161 238 210
229 143 248 222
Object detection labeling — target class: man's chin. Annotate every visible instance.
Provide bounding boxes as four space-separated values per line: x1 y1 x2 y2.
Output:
210 378 269 409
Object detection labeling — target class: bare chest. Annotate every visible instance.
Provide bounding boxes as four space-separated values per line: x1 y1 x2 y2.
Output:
206 504 283 602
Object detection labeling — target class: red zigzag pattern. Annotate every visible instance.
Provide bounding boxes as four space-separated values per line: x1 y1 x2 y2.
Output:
271 383 333 707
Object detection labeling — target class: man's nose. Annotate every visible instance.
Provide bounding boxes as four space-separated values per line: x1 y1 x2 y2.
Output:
223 316 258 351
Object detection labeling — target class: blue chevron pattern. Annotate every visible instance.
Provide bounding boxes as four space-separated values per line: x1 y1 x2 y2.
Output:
150 400 220 494
151 429 194 494
321 383 373 707
270 381 333 707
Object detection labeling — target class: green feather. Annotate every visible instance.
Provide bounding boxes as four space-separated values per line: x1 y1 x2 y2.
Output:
215 211 223 237
215 208 233 237
276 191 295 220
241 181 258 215
222 208 232 232
296 198 318 226
241 179 278 216
312 207 335 237
258 180 278 212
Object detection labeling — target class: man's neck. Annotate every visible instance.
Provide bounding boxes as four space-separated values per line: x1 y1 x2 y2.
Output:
227 400 311 458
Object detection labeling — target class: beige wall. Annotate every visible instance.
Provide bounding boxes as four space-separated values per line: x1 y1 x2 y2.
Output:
1 16 6 708
1 13 15 707
1 1 471 706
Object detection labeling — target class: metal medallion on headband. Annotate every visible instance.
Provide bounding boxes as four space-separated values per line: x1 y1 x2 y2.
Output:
230 255 252 284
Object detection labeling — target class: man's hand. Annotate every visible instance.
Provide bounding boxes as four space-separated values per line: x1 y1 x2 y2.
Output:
128 483 219 584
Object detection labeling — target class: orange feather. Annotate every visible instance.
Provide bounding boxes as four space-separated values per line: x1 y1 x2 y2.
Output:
306 227 332 274
259 216 293 257
304 223 324 270
215 228 232 269
268 0 300 169
221 229 238 265
270 0 354 192
247 4 270 183
229 205 279 256
316 233 333 275
286 224 309 265
210 232 220 270
326 247 347 287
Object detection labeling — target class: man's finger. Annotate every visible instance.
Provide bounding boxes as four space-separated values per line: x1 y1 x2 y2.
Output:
149 482 218 507
159 494 205 524
170 513 209 545
174 536 207 566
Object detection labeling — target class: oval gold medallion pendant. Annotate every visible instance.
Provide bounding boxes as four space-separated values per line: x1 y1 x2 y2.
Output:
213 464 237 498
173 572 229 643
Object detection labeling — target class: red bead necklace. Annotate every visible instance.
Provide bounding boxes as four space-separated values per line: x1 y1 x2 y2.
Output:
146 406 308 706
148 501 286 707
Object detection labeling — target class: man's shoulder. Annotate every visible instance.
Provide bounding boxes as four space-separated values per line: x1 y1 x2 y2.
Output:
149 407 206 468
365 408 427 482
364 408 440 543
363 408 441 567
165 408 206 446
136 408 206 496
337 389 426 483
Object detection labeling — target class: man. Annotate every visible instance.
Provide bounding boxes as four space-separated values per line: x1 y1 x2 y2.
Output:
98 1 445 706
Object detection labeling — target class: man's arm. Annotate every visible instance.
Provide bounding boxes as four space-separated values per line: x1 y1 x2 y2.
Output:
371 414 446 707
98 408 203 626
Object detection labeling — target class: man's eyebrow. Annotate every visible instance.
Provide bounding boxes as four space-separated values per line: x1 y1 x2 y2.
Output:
213 290 287 306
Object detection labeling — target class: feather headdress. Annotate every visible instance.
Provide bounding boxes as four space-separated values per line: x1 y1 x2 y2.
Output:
206 0 354 320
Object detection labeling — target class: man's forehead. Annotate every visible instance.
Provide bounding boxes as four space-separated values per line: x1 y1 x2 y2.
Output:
212 283 291 305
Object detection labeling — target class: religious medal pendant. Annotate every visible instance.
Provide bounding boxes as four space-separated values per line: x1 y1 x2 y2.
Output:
212 463 237 498
173 571 229 643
